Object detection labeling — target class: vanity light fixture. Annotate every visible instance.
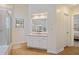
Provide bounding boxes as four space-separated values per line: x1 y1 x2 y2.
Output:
32 15 40 19
32 12 48 19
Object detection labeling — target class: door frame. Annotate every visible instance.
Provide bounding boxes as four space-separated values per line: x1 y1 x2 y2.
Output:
63 12 74 47
71 12 79 46
64 13 70 47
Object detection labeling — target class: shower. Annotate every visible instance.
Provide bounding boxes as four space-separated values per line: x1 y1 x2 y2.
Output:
0 8 12 55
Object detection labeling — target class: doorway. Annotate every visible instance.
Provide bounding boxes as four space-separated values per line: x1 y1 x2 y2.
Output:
64 13 71 47
73 13 79 47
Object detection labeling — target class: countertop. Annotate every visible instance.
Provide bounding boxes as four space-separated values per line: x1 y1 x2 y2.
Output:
25 32 48 37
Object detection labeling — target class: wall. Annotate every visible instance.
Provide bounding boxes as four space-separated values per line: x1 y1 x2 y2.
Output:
0 4 13 9
56 6 73 47
48 5 73 53
12 4 29 44
48 5 66 53
71 7 79 14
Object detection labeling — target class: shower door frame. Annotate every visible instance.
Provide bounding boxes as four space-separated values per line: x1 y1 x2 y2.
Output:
0 7 13 46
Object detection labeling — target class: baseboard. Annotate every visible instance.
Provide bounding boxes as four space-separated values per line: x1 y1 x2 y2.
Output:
47 48 64 54
12 41 27 45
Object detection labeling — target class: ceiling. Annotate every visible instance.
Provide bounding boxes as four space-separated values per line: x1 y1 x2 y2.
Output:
57 4 79 11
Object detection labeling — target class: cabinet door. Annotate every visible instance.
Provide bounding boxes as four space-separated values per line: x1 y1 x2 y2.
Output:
27 36 32 47
30 36 40 48
39 37 47 49
27 36 47 49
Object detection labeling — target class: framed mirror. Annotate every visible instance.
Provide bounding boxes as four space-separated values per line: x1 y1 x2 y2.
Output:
32 12 48 33
15 18 24 28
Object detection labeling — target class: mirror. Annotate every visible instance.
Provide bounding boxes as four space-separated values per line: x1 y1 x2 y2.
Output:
15 18 24 28
32 12 48 33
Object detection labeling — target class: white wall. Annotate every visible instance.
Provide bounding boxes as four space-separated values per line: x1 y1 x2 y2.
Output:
48 6 73 53
0 4 13 9
56 6 73 47
12 4 29 44
71 7 79 14
47 6 65 53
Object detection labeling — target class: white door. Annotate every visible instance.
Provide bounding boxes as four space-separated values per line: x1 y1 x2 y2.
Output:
64 13 71 47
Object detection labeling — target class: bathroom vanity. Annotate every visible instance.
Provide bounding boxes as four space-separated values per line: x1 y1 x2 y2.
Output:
26 12 48 50
27 33 48 49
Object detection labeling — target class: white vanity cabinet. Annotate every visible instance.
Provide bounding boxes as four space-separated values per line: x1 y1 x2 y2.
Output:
27 34 47 49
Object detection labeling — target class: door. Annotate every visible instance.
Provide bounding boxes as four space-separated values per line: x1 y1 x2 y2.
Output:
64 13 71 47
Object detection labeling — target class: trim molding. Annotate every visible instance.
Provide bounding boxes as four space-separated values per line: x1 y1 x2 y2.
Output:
5 43 13 55
12 41 27 49
47 48 64 54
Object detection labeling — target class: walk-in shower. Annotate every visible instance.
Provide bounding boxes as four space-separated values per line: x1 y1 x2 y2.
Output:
0 8 12 55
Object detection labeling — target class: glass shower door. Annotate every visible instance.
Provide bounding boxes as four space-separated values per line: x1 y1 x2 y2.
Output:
0 13 5 45
0 9 12 54
5 10 12 46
